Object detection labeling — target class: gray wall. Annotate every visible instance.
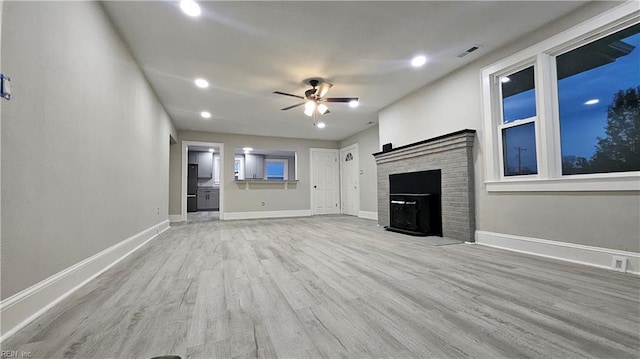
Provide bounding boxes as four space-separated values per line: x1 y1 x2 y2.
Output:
379 1 639 252
339 125 379 214
169 131 338 215
1 2 175 299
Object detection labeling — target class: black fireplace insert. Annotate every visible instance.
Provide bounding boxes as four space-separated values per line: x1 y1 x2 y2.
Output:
386 170 442 236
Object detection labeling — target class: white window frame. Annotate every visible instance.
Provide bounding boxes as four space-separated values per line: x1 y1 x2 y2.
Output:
481 2 640 192
264 159 288 180
214 154 220 184
496 62 540 179
234 156 245 180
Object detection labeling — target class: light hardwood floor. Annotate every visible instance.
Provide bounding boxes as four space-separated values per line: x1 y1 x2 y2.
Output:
3 216 639 358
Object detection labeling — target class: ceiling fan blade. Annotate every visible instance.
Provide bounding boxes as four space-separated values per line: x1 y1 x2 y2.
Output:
273 91 304 99
281 102 305 111
317 81 333 98
324 97 358 103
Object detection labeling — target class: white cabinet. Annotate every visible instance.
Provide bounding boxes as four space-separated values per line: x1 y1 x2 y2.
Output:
188 151 213 178
197 152 213 179
244 154 264 179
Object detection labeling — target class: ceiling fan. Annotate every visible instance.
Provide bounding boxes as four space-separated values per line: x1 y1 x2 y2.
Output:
273 79 359 117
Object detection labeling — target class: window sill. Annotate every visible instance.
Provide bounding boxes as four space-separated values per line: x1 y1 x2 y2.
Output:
485 173 640 192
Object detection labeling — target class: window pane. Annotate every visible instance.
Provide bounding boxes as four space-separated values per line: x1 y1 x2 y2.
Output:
502 123 538 176
266 162 284 180
502 66 537 123
558 24 640 175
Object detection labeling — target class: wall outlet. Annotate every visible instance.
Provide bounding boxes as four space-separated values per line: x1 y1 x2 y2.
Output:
157 207 160 215
611 256 627 273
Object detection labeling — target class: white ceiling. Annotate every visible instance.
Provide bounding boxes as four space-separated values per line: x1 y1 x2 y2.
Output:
101 1 587 141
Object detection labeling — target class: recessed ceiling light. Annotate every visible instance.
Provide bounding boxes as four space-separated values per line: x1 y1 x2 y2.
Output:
501 77 511 83
411 55 427 67
242 147 253 152
194 78 209 88
584 99 599 105
349 100 359 108
208 148 214 153
316 122 326 129
180 0 201 17
200 111 211 118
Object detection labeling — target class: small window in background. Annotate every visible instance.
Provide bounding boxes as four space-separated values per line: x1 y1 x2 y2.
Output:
502 122 538 176
557 24 640 175
266 161 285 180
501 66 537 123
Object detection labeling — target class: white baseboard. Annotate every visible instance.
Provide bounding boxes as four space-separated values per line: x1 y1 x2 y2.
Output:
358 211 378 221
475 230 639 275
169 214 182 222
223 209 311 220
0 220 170 341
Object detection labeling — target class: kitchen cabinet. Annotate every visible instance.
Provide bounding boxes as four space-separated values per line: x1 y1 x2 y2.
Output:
188 151 197 164
197 187 219 210
244 154 264 179
197 152 213 179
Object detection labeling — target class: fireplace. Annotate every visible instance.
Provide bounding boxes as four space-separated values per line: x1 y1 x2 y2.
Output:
373 129 476 242
386 170 442 236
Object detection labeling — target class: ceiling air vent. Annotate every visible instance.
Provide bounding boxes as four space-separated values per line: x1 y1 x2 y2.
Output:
456 45 481 58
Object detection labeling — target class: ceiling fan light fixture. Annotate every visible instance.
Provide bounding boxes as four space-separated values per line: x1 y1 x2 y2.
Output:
317 103 329 115
180 0 201 17
349 100 359 108
304 101 316 116
316 122 326 129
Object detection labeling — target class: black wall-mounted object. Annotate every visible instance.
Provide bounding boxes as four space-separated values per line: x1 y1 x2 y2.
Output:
382 143 392 152
1 74 11 100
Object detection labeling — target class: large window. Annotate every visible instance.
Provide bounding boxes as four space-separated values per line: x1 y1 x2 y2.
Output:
481 3 639 191
557 24 640 175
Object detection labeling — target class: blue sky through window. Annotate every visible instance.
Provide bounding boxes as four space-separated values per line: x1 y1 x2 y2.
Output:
557 32 640 160
266 162 284 180
502 123 538 175
503 89 536 123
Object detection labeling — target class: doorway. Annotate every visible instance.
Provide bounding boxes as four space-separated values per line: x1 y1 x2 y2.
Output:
340 144 359 216
181 141 224 222
309 148 340 215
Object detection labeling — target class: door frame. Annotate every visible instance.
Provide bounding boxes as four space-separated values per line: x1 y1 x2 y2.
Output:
340 143 360 216
309 148 340 215
181 140 224 221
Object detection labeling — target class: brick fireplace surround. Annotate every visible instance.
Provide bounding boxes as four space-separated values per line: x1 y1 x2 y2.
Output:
373 129 476 242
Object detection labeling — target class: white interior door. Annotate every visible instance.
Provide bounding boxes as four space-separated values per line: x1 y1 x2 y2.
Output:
310 148 340 215
340 144 359 216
